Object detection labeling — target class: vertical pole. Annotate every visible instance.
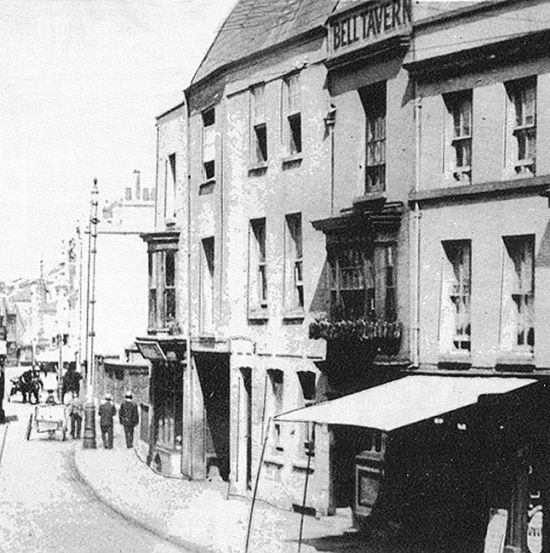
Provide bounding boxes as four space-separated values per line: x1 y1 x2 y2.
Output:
298 423 314 553
244 417 271 553
57 333 63 402
83 178 99 449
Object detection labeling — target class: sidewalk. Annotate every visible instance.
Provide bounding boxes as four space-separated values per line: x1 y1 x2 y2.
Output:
72 442 369 553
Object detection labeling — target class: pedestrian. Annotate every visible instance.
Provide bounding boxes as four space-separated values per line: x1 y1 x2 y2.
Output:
62 364 83 397
98 393 116 449
68 392 83 439
119 391 139 449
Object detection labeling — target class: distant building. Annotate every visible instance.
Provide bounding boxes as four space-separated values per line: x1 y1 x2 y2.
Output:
84 173 154 405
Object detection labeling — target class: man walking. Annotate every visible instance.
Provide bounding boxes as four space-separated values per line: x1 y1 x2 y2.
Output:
98 393 116 449
119 391 139 448
68 392 83 439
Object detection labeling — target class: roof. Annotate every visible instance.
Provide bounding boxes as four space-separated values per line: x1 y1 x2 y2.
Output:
191 0 338 86
276 375 536 431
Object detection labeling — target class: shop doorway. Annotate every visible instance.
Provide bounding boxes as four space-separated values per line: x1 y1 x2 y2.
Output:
195 353 230 481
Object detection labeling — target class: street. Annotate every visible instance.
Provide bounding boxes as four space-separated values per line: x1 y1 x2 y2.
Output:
0 394 190 553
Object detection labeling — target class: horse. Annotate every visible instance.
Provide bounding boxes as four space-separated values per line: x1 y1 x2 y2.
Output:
9 372 43 404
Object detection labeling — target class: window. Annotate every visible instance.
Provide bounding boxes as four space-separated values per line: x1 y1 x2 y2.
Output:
445 90 472 184
164 153 177 220
284 73 302 156
284 213 304 314
329 243 374 320
507 77 536 176
297 371 316 456
202 108 216 183
361 82 386 193
164 251 176 324
148 249 177 330
267 369 284 453
249 218 267 315
375 244 397 322
200 237 215 334
250 84 268 165
148 254 157 328
501 235 535 353
440 241 471 354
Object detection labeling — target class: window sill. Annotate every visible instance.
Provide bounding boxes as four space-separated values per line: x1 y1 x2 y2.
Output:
248 164 268 177
292 459 315 473
283 309 305 322
438 353 471 371
282 155 303 170
496 352 535 372
199 181 215 195
248 309 269 323
263 455 284 467
352 191 386 210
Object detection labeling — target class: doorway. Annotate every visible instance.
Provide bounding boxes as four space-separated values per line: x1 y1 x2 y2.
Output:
195 353 230 481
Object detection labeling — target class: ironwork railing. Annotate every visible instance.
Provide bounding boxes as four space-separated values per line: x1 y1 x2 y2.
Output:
309 317 402 355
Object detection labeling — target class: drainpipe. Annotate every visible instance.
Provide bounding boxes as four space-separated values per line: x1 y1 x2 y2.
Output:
183 92 193 480
410 42 421 369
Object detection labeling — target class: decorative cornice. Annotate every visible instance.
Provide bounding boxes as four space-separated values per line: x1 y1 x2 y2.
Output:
405 29 550 81
326 34 409 72
312 198 405 237
410 175 550 207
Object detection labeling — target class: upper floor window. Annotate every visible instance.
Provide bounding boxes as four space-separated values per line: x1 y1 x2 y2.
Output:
250 84 268 165
445 90 472 185
283 73 302 156
249 218 268 317
440 240 471 354
329 243 374 321
284 213 304 314
202 108 216 183
165 153 177 220
200 237 215 334
148 249 177 330
501 235 535 354
375 244 397 323
360 81 386 193
507 77 536 176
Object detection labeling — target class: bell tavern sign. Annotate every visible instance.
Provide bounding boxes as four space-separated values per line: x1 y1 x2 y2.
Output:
328 0 412 60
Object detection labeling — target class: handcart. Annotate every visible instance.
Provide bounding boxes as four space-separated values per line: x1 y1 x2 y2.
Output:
26 404 67 441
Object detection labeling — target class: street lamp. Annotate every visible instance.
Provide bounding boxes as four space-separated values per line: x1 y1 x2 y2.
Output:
83 178 99 449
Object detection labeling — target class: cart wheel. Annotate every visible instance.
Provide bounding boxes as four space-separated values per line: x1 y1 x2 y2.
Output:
25 414 33 441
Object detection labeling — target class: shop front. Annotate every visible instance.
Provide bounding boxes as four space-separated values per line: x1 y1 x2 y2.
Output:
275 375 550 552
135 337 186 477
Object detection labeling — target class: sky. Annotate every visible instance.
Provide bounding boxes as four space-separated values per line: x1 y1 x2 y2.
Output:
0 0 237 281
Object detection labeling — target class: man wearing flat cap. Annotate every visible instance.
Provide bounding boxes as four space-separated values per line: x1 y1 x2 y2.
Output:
98 393 116 449
119 391 139 449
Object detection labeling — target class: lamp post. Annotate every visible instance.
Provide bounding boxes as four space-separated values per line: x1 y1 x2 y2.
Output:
83 178 99 449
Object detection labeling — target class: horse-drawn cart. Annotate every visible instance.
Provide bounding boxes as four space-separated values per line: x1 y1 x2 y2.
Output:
26 404 67 441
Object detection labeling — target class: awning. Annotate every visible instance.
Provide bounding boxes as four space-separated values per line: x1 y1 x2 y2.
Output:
275 375 537 432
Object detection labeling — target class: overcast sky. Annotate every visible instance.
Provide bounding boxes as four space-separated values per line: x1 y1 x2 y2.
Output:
0 0 236 280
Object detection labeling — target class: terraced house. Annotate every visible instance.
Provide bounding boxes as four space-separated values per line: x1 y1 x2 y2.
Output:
135 1 550 551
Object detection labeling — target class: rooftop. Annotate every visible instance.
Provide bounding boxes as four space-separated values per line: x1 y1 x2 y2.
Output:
191 0 338 86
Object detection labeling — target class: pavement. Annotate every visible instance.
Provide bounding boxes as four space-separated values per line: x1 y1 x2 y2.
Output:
71 431 370 553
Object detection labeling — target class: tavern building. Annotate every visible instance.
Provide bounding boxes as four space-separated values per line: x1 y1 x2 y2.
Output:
133 1 550 551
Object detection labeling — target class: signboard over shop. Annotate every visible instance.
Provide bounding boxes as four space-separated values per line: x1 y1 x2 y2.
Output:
328 0 412 59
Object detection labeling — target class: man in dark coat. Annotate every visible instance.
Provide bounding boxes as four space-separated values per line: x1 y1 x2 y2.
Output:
98 393 116 449
119 391 139 448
